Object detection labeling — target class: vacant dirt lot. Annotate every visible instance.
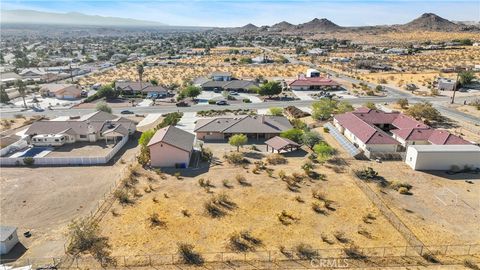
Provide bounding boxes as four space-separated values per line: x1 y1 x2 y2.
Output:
99 141 407 257
46 141 115 157
319 126 480 247
0 141 138 259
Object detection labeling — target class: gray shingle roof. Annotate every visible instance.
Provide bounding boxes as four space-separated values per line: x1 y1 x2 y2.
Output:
0 226 17 242
148 125 195 152
194 115 292 134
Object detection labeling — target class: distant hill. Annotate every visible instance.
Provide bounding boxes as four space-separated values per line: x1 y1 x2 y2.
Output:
232 13 478 34
239 23 259 31
399 13 462 31
1 9 167 27
296 18 341 32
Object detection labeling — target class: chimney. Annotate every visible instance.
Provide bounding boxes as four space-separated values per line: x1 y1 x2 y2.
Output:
261 115 265 123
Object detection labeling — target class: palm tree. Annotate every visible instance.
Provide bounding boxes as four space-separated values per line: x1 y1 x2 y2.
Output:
15 79 27 108
136 64 144 96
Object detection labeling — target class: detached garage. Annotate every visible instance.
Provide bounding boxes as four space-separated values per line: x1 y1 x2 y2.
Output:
405 145 480 171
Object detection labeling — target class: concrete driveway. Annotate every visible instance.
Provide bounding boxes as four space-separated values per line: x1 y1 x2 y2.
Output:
176 112 198 134
238 93 262 103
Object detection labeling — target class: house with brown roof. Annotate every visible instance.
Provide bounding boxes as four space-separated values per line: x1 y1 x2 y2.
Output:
25 111 136 147
115 81 171 98
288 74 340 91
40 84 82 100
333 108 470 157
148 125 195 168
194 115 293 141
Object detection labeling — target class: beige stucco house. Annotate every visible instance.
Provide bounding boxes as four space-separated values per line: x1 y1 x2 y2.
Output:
40 84 82 100
148 125 195 168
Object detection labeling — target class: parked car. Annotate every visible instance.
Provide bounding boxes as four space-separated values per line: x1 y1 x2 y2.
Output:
176 101 189 107
121 110 134 114
213 88 221 93
216 100 228 105
31 106 45 112
230 91 239 95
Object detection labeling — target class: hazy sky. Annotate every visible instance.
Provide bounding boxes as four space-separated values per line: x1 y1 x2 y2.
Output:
2 0 479 27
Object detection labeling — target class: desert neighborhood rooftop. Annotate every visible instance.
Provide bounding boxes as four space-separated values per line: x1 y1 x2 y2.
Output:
148 125 195 168
194 115 293 140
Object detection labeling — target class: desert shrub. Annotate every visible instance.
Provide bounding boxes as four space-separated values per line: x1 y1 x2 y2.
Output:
278 210 299 225
278 170 286 180
390 181 413 195
295 244 318 260
422 252 440 263
181 209 191 217
204 193 237 218
67 218 114 265
224 152 248 165
149 213 166 228
223 179 233 188
114 190 132 205
463 259 480 270
23 157 35 166
333 231 349 243
243 98 251 103
177 243 204 265
321 234 334 245
200 147 213 162
174 172 182 180
362 213 376 224
228 230 263 252
312 202 328 215
236 174 251 186
266 153 287 165
295 196 305 203
344 245 367 260
357 226 372 239
198 178 214 188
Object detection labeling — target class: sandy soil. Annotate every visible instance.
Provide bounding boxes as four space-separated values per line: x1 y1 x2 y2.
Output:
46 141 115 157
318 126 480 246
0 141 138 259
99 141 407 257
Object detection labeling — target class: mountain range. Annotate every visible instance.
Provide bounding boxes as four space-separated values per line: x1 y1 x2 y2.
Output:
235 13 478 33
1 9 167 27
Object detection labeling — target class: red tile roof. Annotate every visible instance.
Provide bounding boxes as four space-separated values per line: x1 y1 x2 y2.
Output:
334 108 471 146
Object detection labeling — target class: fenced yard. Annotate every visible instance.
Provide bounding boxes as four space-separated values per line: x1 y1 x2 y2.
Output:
0 136 128 166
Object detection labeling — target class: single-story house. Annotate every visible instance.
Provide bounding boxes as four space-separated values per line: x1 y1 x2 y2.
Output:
115 81 171 97
201 79 258 92
306 69 321 78
405 145 480 171
0 226 19 255
194 115 293 141
40 84 82 100
289 75 340 91
25 111 136 146
211 72 232 81
0 72 22 86
437 78 457 91
333 108 471 158
148 125 195 168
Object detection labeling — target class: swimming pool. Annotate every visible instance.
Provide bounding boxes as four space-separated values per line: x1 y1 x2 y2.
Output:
10 147 52 158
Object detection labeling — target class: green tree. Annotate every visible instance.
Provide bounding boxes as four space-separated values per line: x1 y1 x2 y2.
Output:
406 102 442 123
313 142 335 162
397 98 409 109
280 128 304 143
336 101 354 113
257 81 282 98
269 107 283 116
95 101 112 113
229 134 248 151
181 85 202 100
0 87 10 104
364 102 377 110
97 85 118 100
15 79 27 108
311 99 338 120
459 71 476 86
301 131 322 150
239 57 253 64
150 79 159 86
138 129 155 166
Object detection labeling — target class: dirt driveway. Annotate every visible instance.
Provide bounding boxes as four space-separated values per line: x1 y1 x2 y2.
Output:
0 141 138 260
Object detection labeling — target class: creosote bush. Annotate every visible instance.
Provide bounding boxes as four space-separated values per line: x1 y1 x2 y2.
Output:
295 243 318 260
228 230 263 252
177 243 204 265
266 153 287 165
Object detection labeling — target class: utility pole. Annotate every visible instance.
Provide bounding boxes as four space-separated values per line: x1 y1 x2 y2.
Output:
451 72 460 104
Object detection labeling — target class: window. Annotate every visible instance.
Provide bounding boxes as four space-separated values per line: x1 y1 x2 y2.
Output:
80 135 87 139
55 139 59 142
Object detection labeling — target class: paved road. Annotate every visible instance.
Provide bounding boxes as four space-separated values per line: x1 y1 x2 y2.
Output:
260 46 480 125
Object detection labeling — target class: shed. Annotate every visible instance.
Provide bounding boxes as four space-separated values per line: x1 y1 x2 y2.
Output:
405 145 480 171
0 226 19 255
265 136 300 153
148 126 195 168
